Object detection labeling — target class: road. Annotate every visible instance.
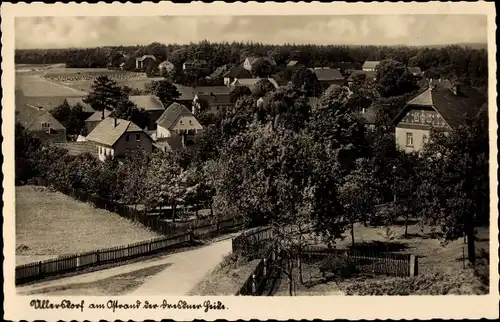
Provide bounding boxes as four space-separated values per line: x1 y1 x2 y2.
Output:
17 239 233 296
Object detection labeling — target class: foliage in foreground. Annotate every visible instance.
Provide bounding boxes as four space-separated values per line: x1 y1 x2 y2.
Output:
341 269 488 295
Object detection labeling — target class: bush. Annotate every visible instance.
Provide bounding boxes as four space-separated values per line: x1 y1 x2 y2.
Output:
342 270 488 295
319 254 359 278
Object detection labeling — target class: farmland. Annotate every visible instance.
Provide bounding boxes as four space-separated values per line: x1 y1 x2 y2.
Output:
16 74 87 97
16 185 161 266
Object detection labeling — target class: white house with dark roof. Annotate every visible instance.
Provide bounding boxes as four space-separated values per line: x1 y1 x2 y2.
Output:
156 102 203 142
86 117 153 161
158 60 175 74
393 80 486 153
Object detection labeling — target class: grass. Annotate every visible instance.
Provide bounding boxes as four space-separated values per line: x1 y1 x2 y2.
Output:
23 263 171 296
16 185 161 265
43 67 130 77
188 252 261 295
16 74 87 96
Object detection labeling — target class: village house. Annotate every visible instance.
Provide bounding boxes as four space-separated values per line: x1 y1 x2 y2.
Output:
85 109 112 134
128 95 166 130
207 65 229 80
362 60 381 72
85 117 153 162
156 102 203 143
309 67 346 88
135 55 157 71
183 59 209 71
222 65 252 85
64 97 96 115
333 61 356 73
16 89 67 143
348 70 376 87
55 141 99 159
243 56 277 73
230 77 279 91
158 60 175 74
393 80 486 153
193 92 232 115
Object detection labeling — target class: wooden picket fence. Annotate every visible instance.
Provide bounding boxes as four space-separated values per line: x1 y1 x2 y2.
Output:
301 245 417 277
16 232 192 285
236 248 279 296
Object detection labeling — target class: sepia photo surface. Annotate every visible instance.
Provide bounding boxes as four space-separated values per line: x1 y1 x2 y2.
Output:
3 2 498 321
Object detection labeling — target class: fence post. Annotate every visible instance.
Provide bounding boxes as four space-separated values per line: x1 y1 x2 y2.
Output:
251 274 256 295
410 255 418 276
38 261 43 278
96 250 100 264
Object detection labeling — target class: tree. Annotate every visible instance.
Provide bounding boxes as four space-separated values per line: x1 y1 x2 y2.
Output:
229 86 252 103
118 149 151 208
375 59 418 98
252 58 274 77
83 76 128 119
290 66 323 97
15 123 42 184
339 158 378 246
417 114 488 264
110 99 150 129
251 79 276 98
145 79 180 107
143 153 187 222
51 100 87 136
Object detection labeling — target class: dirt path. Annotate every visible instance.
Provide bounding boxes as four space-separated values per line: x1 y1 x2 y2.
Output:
17 239 232 296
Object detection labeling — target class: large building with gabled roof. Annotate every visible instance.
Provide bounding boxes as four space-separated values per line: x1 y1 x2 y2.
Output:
156 102 203 143
86 117 153 161
393 80 486 153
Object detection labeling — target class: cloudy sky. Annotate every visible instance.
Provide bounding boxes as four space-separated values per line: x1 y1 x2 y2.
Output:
15 15 487 49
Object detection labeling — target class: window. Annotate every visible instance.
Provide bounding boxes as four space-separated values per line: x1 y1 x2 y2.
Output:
406 133 414 147
125 134 129 142
99 146 102 154
136 134 141 141
41 122 50 129
180 120 183 125
189 120 192 124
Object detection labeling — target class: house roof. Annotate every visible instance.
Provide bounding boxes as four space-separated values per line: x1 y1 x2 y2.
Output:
311 68 344 81
129 95 165 111
86 117 147 147
231 78 279 89
194 86 231 95
16 103 66 132
55 141 98 158
334 61 355 70
174 85 197 101
287 60 299 67
207 65 228 79
159 60 173 67
395 83 487 129
408 67 423 75
85 109 112 122
196 93 232 105
362 61 381 70
223 65 253 79
65 97 95 113
156 102 194 130
154 137 185 152
136 55 156 62
348 70 376 81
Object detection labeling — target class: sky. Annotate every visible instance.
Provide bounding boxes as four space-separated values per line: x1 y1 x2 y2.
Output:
15 15 487 49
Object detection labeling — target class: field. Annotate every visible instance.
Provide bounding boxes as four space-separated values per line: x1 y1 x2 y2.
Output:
16 186 161 265
16 74 87 97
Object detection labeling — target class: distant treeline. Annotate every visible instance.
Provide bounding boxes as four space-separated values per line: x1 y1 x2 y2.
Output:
15 41 488 86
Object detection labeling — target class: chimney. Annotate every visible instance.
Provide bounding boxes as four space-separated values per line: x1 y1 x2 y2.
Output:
114 117 117 127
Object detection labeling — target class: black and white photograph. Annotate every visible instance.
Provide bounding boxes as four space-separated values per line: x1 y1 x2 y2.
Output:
3 2 498 321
